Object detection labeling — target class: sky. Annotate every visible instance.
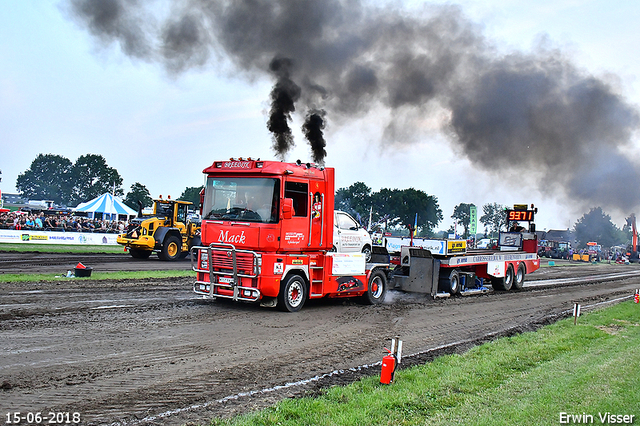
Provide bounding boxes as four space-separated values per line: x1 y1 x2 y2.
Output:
1 0 640 233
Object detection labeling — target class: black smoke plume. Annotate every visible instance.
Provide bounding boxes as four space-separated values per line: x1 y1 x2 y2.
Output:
65 0 640 214
267 57 300 160
303 109 327 164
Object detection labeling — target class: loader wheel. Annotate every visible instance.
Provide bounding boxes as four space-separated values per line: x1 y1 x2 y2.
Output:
360 270 387 305
513 263 526 290
278 274 307 312
491 264 514 291
130 249 151 259
158 236 181 261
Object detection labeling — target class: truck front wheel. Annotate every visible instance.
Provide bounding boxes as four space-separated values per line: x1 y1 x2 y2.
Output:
278 274 307 312
158 236 181 261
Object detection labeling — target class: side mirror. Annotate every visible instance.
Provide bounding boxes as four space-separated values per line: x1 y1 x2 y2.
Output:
281 198 293 219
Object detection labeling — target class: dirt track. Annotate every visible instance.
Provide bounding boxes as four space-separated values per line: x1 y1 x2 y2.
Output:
2 258 640 426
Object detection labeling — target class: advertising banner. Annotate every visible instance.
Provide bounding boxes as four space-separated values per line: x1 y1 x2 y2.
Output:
329 252 366 275
0 230 119 245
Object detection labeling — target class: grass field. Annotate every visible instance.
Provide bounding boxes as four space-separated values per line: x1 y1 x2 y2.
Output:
206 300 640 426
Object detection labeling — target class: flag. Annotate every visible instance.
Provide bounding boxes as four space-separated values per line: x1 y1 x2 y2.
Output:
413 213 418 237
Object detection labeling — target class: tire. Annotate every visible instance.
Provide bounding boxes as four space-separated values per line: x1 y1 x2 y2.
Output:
360 270 387 304
440 269 461 294
158 235 181 261
361 245 372 262
513 263 526 290
130 249 151 259
277 274 307 312
491 264 514 291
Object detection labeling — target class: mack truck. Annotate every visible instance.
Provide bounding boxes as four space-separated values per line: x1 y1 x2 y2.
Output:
191 158 540 312
117 197 201 261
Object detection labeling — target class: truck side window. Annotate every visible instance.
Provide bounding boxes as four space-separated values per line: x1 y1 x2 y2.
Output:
284 181 308 217
337 212 358 230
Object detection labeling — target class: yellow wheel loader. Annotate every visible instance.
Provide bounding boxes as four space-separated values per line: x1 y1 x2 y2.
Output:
117 197 201 261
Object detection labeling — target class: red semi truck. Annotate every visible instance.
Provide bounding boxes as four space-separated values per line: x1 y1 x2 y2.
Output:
192 159 540 311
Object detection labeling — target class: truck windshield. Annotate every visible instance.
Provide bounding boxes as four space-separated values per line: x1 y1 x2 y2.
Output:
203 177 279 223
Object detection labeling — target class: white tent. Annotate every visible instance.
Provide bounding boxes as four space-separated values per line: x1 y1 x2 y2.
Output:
73 193 137 221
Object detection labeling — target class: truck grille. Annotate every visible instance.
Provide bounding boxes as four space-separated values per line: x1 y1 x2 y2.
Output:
192 243 262 302
192 244 261 278
209 250 258 275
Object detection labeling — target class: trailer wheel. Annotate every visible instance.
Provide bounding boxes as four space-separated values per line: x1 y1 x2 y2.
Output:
158 235 181 261
130 249 151 259
278 274 307 312
360 270 387 304
491 264 514 291
440 269 461 294
513 263 526 290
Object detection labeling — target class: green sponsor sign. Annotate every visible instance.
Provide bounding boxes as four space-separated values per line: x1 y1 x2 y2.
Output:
469 204 477 236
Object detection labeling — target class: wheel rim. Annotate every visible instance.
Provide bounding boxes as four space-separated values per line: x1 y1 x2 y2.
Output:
506 267 514 286
371 276 383 298
517 267 524 283
363 247 372 262
167 242 178 257
288 280 303 308
451 275 459 293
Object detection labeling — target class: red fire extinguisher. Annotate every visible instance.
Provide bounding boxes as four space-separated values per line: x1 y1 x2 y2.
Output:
380 337 402 385
380 350 396 385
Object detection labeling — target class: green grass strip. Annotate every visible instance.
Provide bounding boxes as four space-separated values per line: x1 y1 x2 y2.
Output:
0 243 126 254
207 301 640 426
0 270 194 283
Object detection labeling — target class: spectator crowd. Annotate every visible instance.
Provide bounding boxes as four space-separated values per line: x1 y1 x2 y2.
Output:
0 211 126 233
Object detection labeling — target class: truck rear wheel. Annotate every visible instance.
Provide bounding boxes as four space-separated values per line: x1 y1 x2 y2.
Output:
278 274 307 312
158 235 181 261
130 249 151 259
360 270 387 304
491 264 514 291
513 263 526 290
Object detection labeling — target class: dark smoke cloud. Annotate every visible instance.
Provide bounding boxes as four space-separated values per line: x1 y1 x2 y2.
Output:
66 0 640 214
303 109 327 164
267 57 300 159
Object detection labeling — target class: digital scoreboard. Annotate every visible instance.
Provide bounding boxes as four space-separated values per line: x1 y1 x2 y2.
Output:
506 209 535 222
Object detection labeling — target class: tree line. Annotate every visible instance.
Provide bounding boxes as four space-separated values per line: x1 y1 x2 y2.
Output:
15 154 202 209
337 181 636 249
336 182 508 238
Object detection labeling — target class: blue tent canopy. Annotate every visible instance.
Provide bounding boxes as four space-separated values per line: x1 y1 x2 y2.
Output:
73 193 137 220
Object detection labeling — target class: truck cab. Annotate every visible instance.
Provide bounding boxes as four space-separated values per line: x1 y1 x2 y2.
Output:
192 159 387 312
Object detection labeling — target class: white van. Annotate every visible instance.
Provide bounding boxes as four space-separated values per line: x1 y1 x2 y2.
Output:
334 211 373 261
